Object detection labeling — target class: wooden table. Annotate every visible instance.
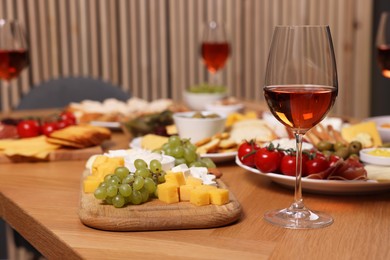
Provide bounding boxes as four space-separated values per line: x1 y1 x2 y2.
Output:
1 125 390 259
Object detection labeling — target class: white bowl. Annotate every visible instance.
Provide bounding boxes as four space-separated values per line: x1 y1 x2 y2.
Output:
205 102 244 116
365 116 390 142
360 148 390 166
183 91 227 111
173 111 226 143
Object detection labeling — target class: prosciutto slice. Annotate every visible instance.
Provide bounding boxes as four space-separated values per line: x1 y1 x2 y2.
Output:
306 158 367 181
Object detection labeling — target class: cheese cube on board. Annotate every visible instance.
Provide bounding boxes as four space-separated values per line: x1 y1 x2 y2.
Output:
165 171 186 187
185 176 203 186
83 179 100 193
209 189 229 205
190 189 210 206
179 184 196 201
157 183 179 204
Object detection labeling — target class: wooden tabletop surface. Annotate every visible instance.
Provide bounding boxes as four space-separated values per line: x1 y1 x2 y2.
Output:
1 116 390 259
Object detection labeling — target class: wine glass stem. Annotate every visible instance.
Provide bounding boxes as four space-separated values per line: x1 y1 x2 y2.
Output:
1 81 11 114
293 133 304 210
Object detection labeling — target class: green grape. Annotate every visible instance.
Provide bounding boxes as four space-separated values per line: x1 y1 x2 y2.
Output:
157 172 166 183
150 159 162 173
94 187 107 200
135 168 151 178
172 146 184 158
106 185 118 197
112 194 125 208
104 174 113 183
119 183 132 197
183 147 197 164
190 161 206 167
164 147 174 157
114 166 130 180
175 158 186 166
168 135 181 147
144 177 157 194
133 176 145 190
108 175 121 185
122 174 135 184
105 196 113 205
184 142 197 152
134 159 148 169
201 157 216 168
140 187 150 202
162 143 171 151
131 190 142 205
99 182 108 188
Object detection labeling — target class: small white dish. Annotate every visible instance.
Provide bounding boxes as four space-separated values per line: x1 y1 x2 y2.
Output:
183 91 227 111
173 111 226 143
360 148 390 166
205 103 244 116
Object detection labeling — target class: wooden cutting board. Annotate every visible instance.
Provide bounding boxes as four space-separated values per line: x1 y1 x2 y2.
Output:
0 146 102 163
79 178 242 231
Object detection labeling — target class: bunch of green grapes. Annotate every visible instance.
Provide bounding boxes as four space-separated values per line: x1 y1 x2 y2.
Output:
159 135 216 168
93 159 166 208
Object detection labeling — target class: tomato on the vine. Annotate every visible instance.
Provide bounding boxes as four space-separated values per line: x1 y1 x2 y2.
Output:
237 140 260 167
41 122 58 137
17 119 41 138
254 145 284 173
305 153 330 176
59 111 76 125
280 152 309 176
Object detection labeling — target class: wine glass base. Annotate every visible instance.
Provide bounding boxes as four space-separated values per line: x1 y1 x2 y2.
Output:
264 206 333 229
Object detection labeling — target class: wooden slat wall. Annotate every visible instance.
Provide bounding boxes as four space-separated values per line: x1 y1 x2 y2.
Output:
0 0 372 118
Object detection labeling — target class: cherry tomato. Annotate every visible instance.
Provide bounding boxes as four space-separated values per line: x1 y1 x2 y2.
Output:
254 147 283 173
306 155 330 176
41 122 58 137
56 118 75 129
59 111 76 125
328 154 341 167
237 140 260 167
280 153 309 176
17 120 41 138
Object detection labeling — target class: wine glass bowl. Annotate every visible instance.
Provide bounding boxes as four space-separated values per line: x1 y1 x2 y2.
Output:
263 26 338 229
376 12 390 78
0 19 29 81
201 21 230 81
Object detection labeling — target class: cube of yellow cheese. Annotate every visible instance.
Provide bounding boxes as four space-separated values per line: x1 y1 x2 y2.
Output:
190 189 210 206
341 122 382 147
209 189 229 205
83 178 101 193
185 176 203 186
94 157 124 180
179 184 196 201
164 171 186 187
157 183 179 204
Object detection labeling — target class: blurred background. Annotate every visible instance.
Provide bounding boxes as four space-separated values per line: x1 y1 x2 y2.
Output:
0 0 388 119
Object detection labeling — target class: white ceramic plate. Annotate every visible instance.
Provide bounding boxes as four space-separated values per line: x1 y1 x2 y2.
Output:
235 156 390 195
90 121 121 129
130 137 236 163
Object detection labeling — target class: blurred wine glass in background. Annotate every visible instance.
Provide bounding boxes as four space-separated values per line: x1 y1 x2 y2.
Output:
201 21 230 85
376 12 390 78
0 19 29 112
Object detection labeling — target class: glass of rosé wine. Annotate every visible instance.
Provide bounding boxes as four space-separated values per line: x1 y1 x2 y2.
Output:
263 26 338 229
0 20 29 93
376 12 390 78
201 21 230 84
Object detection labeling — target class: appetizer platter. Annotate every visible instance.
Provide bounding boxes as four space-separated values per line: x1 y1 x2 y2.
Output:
79 143 242 231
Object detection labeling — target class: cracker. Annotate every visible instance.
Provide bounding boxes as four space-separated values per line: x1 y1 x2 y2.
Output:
196 139 221 154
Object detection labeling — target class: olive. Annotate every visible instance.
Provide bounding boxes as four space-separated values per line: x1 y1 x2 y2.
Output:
316 141 334 151
348 141 363 154
334 147 350 159
334 141 347 151
348 154 360 160
322 150 333 158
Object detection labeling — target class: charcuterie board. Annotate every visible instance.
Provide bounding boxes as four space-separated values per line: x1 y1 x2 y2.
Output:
0 146 102 163
78 176 242 231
